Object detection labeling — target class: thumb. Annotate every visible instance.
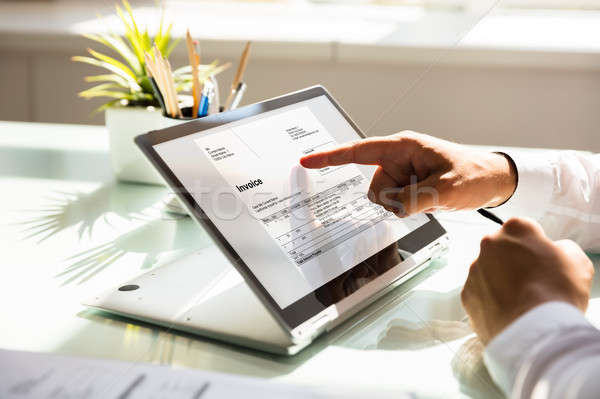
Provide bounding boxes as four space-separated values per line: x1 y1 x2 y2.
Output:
383 175 442 216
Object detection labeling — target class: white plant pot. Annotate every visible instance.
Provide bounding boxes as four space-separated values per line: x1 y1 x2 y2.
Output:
105 106 185 185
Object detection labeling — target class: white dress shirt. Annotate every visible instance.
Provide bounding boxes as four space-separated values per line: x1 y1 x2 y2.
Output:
482 150 600 399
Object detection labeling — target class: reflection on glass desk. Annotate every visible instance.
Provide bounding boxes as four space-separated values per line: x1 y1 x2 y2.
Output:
6 121 597 399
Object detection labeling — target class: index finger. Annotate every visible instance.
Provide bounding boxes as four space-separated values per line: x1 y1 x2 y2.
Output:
300 137 391 169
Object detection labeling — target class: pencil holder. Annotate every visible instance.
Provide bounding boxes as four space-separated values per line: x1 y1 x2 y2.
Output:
105 77 221 186
106 107 184 185
161 77 221 121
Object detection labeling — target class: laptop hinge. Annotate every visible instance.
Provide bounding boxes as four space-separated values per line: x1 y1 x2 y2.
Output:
294 307 336 339
311 313 332 331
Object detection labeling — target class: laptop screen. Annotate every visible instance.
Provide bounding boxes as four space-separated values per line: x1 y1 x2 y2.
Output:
143 88 445 329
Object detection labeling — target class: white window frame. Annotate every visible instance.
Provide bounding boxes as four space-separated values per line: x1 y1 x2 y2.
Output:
501 0 600 9
348 0 600 10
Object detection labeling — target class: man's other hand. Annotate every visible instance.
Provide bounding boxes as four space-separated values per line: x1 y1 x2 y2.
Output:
300 132 517 216
461 217 594 344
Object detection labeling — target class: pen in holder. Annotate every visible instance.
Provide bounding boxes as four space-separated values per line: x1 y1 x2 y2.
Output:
107 40 250 186
161 77 221 121
106 76 221 186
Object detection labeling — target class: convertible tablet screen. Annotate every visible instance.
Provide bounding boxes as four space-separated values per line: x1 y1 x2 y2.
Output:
153 95 429 310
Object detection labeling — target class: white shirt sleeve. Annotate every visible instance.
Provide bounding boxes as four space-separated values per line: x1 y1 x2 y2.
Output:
482 150 600 398
493 150 600 252
483 302 600 398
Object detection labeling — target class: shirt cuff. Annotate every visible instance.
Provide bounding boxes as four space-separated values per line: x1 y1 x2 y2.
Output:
492 151 555 221
483 301 591 397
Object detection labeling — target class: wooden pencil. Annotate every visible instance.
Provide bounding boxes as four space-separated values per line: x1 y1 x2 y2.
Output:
153 46 176 117
165 59 182 118
224 41 252 110
146 51 172 116
186 30 202 118
144 53 167 114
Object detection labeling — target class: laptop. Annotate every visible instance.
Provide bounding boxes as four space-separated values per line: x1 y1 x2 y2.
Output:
84 86 449 355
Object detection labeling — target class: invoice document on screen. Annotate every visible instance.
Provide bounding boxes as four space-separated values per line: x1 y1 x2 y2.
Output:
193 105 428 306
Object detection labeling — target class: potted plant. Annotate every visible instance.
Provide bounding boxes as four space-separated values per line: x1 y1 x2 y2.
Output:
73 0 226 185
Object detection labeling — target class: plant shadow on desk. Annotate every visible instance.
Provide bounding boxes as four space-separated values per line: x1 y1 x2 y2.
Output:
12 180 208 285
15 181 173 243
57 216 208 285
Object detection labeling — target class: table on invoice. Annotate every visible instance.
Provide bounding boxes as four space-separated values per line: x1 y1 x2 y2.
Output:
262 175 389 266
1 121 599 399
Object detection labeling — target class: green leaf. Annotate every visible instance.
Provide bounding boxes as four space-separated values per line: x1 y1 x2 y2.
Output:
81 33 108 47
173 65 191 75
173 60 218 75
131 92 153 101
107 34 143 74
80 89 152 102
164 36 180 58
84 74 128 86
155 22 172 53
81 82 121 91
114 4 132 33
138 75 154 95
173 61 230 84
86 49 138 81
142 30 152 52
126 32 145 67
79 90 131 100
93 99 121 114
175 82 193 92
116 4 145 64
122 0 141 38
74 0 182 109
78 83 124 97
83 33 142 75
157 2 165 39
204 63 230 79
72 56 140 92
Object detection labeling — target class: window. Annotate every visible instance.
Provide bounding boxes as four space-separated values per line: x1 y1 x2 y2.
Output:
318 0 600 10
502 0 600 9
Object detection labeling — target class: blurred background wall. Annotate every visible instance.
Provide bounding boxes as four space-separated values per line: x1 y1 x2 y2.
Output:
1 0 599 151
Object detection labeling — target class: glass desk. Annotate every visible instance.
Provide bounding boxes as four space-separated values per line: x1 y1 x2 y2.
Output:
2 121 598 398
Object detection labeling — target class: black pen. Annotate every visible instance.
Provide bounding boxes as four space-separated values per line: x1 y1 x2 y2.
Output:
149 77 167 115
477 208 504 225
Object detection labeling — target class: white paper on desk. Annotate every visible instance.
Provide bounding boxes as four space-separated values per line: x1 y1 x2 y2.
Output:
0 349 300 399
0 349 415 399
